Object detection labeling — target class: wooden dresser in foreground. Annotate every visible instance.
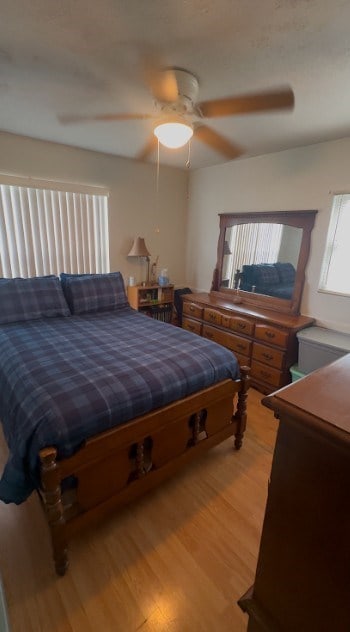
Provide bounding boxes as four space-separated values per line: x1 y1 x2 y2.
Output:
239 354 350 631
182 292 314 393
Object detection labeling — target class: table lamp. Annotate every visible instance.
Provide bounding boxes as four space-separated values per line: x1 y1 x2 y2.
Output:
127 237 151 285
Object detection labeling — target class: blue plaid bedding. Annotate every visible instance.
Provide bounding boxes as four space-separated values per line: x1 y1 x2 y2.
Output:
0 308 239 504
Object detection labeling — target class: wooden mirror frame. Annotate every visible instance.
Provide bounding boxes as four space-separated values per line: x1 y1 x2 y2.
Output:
211 210 317 315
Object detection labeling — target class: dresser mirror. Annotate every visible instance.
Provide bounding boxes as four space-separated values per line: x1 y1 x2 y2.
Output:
211 210 317 315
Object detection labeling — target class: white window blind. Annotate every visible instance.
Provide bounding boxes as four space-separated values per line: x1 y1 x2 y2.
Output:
225 222 283 284
0 183 109 278
319 194 350 296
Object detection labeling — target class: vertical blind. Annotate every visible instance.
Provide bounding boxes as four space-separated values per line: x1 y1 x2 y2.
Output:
0 184 109 278
225 222 283 284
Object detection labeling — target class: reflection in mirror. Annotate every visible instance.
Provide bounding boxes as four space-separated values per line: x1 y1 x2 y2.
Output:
213 210 317 315
221 223 303 300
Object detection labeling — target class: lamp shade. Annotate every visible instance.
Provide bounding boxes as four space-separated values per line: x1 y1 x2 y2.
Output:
127 237 151 257
154 119 193 149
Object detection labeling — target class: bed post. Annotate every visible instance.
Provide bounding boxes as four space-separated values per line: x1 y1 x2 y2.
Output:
39 447 68 576
234 365 250 450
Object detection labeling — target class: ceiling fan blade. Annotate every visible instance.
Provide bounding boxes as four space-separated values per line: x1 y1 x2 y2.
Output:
197 87 295 118
194 125 244 159
143 64 179 103
136 134 158 161
58 113 154 124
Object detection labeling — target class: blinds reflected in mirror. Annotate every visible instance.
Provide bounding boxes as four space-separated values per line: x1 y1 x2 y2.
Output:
223 222 283 287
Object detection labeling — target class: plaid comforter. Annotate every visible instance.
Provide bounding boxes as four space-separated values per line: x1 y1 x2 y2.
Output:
0 308 239 504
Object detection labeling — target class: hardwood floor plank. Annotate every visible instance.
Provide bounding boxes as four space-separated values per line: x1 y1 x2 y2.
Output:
0 388 276 631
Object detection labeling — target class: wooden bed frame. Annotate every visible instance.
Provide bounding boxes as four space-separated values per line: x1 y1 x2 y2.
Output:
39 367 250 575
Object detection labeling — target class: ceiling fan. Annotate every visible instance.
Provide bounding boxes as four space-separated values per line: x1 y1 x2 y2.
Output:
58 67 294 161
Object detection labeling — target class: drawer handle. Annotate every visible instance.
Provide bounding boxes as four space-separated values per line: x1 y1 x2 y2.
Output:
261 370 272 379
189 306 195 312
265 331 275 339
262 352 273 361
237 343 246 351
238 323 247 330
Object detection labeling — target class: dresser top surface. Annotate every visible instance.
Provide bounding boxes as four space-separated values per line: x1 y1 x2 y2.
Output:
264 354 350 436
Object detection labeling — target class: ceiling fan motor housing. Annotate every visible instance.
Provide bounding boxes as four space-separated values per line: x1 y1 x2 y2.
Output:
167 68 199 113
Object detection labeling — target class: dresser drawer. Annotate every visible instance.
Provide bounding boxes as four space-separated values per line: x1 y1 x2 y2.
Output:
203 324 252 356
221 314 231 328
183 302 203 319
202 324 222 344
250 360 283 388
225 333 252 357
204 308 222 326
182 317 202 336
234 352 251 368
230 316 254 337
252 342 285 370
255 324 289 348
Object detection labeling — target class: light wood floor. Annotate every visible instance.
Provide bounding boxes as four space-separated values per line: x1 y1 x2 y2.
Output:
0 388 277 632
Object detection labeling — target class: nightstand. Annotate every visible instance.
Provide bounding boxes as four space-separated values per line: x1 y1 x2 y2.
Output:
127 284 174 323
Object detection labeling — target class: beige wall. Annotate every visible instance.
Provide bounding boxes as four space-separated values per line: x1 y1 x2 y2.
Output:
3 130 350 332
187 137 350 333
0 131 189 287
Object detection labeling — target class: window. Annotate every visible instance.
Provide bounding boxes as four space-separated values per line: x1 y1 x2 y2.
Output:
0 178 109 278
319 194 350 296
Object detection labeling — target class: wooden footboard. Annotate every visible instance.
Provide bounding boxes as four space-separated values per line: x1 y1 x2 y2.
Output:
39 367 250 575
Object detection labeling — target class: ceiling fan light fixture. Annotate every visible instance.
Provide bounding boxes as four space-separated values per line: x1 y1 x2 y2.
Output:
154 119 193 149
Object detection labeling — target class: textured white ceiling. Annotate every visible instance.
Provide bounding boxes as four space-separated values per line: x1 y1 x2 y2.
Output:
1 0 350 169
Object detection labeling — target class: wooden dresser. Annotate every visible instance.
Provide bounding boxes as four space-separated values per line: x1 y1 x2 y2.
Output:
239 354 350 631
182 292 314 394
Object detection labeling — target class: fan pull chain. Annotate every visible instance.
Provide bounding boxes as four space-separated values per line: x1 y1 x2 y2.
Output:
155 138 160 222
156 139 160 198
186 138 191 169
